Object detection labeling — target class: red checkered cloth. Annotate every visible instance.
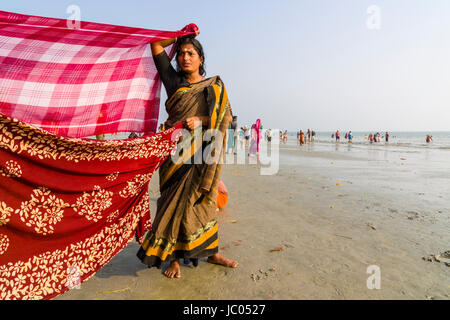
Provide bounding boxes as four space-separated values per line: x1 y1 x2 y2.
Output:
0 10 198 137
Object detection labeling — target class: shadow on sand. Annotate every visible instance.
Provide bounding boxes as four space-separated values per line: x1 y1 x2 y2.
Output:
94 242 149 278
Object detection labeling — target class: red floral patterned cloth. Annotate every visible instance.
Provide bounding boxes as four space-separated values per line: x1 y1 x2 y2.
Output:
0 114 182 300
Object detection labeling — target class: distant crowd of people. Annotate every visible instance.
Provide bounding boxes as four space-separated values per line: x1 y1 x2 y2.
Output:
155 123 435 147
366 132 388 143
331 130 389 143
297 129 316 145
226 117 265 156
159 117 274 156
331 131 434 144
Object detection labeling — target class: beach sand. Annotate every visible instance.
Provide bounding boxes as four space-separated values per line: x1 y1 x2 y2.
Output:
57 143 449 300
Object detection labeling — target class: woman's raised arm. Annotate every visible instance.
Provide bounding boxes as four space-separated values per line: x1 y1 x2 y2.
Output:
151 38 177 56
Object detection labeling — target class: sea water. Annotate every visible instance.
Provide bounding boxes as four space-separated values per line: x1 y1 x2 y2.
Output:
279 131 450 174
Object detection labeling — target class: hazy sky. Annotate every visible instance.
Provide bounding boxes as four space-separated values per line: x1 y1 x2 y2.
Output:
3 0 450 131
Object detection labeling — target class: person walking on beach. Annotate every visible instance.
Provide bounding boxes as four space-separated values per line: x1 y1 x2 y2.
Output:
249 123 258 155
238 126 244 149
335 130 340 142
267 128 272 142
137 30 238 278
243 125 250 148
385 132 389 143
299 130 305 145
256 119 262 153
348 131 353 143
227 115 238 154
232 116 238 153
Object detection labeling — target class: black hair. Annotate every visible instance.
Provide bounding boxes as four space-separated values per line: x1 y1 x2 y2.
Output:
175 37 206 76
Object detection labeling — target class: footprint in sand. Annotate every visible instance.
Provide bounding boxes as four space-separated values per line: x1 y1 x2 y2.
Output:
312 276 327 287
407 211 420 220
250 267 277 282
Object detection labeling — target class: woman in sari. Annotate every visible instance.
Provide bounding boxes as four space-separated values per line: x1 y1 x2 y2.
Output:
136 30 238 278
255 119 261 154
227 116 238 154
248 119 261 156
248 124 257 156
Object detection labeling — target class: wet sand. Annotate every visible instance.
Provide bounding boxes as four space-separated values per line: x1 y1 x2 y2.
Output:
57 143 450 300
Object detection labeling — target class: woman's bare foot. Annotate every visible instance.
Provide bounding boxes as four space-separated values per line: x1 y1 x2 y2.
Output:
164 260 181 278
207 253 238 268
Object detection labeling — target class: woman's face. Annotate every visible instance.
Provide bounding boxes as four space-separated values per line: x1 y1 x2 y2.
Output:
177 44 203 75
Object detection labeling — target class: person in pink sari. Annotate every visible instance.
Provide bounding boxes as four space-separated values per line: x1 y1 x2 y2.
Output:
255 119 261 154
249 119 261 156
